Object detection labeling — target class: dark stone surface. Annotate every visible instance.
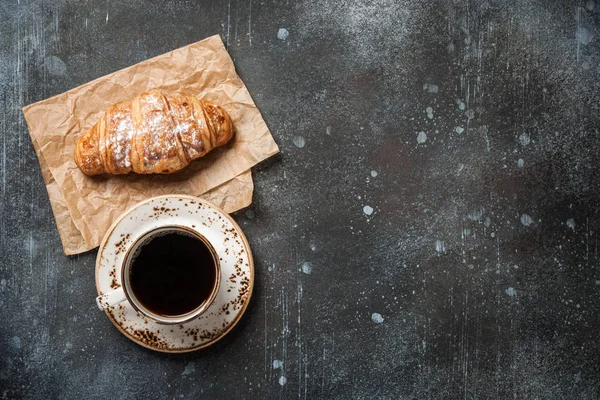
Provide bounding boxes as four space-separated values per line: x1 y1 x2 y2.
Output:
1 0 600 398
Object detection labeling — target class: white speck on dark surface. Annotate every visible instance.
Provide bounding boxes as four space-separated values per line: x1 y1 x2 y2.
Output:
273 360 283 369
11 336 21 349
435 239 445 253
423 83 439 93
182 362 195 376
426 107 433 119
454 126 464 134
517 158 525 168
370 170 377 177
519 133 531 146
278 376 287 386
576 27 592 45
467 207 484 221
44 56 66 76
566 218 576 230
371 313 384 324
293 136 305 148
301 262 312 275
363 205 374 216
586 0 595 10
277 28 289 40
520 214 533 226
417 131 427 144
505 287 517 297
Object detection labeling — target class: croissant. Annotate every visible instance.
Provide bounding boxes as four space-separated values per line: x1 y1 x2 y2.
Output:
74 91 234 175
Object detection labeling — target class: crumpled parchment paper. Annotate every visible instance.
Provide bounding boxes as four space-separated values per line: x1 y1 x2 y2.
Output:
23 35 278 255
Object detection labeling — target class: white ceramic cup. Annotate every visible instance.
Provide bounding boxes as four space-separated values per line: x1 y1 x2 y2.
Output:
96 225 221 325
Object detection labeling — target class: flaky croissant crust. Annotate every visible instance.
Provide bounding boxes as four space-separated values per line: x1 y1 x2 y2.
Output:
74 91 234 176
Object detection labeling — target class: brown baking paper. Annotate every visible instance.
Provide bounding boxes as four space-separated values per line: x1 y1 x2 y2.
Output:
23 35 278 255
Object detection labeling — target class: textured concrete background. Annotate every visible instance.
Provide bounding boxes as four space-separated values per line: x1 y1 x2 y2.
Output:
1 0 600 398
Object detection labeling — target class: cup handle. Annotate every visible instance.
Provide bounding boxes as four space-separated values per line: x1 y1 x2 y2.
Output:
96 287 127 310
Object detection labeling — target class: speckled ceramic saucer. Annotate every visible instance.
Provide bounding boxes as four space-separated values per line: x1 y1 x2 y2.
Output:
95 195 253 353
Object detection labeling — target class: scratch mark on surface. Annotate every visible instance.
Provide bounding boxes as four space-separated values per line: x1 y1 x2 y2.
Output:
303 352 308 400
248 0 252 45
280 288 289 391
496 235 501 272
481 126 490 152
264 288 268 380
2 118 5 194
576 6 581 63
320 333 335 396
321 346 326 396
234 8 238 50
463 291 469 399
586 217 589 266
297 271 303 399
226 0 231 48
28 231 34 274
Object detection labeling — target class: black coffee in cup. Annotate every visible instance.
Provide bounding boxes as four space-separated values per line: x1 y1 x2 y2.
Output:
128 230 217 317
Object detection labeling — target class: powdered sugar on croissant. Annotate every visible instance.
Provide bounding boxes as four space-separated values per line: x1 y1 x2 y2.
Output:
74 91 234 175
